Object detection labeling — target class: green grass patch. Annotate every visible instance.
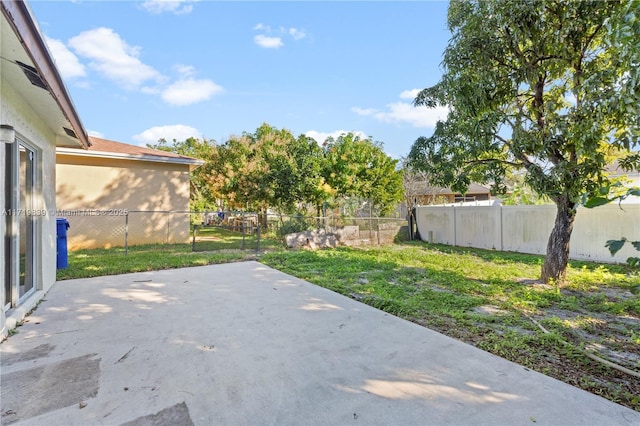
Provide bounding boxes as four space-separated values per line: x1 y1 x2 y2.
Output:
193 225 285 251
57 226 286 281
56 243 257 280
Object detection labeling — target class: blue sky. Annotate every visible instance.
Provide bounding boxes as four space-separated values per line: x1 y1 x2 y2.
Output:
30 0 451 159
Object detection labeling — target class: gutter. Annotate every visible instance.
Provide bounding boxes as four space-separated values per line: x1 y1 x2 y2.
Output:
56 147 205 170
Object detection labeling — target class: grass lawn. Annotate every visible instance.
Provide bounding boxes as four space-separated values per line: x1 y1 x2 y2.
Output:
193 225 285 252
56 236 639 411
56 226 285 280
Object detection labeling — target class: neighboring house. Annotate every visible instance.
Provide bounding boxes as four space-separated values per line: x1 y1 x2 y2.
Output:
413 182 493 205
1 0 91 334
56 137 203 250
400 182 494 218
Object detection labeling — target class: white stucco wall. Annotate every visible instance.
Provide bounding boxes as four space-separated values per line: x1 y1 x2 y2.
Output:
415 206 456 245
454 206 502 250
501 205 556 255
1 76 59 319
415 204 640 264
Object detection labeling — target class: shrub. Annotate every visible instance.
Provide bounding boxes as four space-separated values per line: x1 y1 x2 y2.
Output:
277 217 311 237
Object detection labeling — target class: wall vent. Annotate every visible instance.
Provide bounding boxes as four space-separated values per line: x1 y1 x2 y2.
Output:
15 60 47 90
63 127 78 139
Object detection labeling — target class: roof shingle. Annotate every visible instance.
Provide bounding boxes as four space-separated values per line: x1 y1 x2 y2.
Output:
87 136 198 161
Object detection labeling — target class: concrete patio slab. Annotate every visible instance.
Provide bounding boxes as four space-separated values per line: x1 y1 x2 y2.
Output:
1 261 639 425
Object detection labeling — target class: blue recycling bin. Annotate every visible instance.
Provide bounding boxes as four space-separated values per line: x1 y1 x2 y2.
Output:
56 218 70 269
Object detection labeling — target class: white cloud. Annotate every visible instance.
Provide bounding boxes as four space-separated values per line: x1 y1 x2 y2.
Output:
304 130 369 145
161 78 223 106
44 36 86 79
65 27 221 106
133 124 201 145
351 107 377 116
253 23 271 31
174 64 196 78
68 27 164 89
88 130 104 138
353 90 449 128
254 34 283 49
374 103 449 128
253 24 306 47
399 88 421 100
141 0 197 14
289 27 306 40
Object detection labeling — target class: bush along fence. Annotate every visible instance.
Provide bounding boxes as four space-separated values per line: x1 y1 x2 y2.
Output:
55 209 408 253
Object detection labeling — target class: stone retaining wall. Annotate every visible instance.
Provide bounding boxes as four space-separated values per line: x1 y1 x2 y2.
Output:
285 223 405 249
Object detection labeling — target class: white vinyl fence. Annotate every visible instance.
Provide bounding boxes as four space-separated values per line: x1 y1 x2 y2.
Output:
415 204 640 264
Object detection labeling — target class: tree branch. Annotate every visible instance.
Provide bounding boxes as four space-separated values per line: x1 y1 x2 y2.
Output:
463 158 523 168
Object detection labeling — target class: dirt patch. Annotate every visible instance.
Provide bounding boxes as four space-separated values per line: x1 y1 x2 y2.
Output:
472 305 509 316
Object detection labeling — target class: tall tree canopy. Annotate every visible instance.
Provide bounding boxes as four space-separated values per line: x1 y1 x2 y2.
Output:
209 124 331 214
153 125 403 218
323 133 404 216
409 0 640 284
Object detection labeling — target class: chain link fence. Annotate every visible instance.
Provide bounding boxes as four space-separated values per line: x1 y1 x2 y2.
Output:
58 209 408 253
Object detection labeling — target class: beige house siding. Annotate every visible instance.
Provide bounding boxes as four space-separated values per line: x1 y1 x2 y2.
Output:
56 154 193 249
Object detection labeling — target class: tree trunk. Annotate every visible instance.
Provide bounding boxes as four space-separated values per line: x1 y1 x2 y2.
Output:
541 197 577 285
260 206 268 228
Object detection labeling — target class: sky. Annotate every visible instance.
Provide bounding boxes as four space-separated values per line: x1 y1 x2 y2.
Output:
29 0 451 159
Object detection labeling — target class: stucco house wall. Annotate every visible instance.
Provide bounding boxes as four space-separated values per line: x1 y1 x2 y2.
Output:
2 69 58 315
56 137 202 249
1 0 91 336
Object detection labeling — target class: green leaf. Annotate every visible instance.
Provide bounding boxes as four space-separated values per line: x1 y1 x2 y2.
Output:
583 197 611 208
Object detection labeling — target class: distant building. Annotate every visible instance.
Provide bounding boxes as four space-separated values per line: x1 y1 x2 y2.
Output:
413 182 493 205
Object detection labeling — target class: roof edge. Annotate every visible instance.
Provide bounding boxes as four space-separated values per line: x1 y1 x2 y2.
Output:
1 0 90 149
56 146 205 169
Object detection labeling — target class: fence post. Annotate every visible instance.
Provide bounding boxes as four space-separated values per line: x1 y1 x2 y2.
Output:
500 206 504 251
452 205 457 247
241 211 245 250
256 219 261 252
377 217 380 245
323 202 327 232
125 212 129 255
192 224 198 252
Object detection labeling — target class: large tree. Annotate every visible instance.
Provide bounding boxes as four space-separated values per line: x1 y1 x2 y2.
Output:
209 123 331 215
409 0 640 284
323 133 404 216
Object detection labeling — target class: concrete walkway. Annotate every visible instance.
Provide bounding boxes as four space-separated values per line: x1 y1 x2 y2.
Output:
1 261 639 425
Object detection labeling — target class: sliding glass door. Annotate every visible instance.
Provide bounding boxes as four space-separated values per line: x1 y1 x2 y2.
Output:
3 138 38 309
19 143 36 299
